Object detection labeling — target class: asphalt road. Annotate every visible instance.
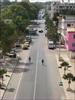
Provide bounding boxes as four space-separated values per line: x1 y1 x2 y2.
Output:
2 19 65 100
15 21 65 100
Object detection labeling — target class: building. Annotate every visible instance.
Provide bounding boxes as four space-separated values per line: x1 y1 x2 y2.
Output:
58 16 75 36
48 1 75 19
65 27 75 51
22 0 29 2
54 2 75 13
47 1 60 19
58 16 75 58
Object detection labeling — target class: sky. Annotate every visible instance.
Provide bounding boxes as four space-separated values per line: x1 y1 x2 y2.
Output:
10 0 75 3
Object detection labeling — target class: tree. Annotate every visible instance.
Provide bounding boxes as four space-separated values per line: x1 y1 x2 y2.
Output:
1 2 39 38
0 20 16 54
0 2 40 54
60 61 69 75
53 12 59 27
66 73 73 90
45 14 59 44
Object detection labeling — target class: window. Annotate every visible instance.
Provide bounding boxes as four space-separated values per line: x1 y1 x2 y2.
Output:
72 43 75 47
67 24 71 27
73 34 75 39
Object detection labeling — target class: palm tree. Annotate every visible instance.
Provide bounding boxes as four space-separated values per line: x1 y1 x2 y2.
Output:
60 61 69 75
66 73 73 91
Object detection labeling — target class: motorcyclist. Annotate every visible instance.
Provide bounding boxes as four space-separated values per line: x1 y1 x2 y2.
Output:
29 56 31 63
41 59 44 64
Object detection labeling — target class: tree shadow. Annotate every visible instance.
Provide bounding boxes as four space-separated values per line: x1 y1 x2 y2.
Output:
13 67 30 73
70 89 75 93
6 88 15 92
3 61 30 73
30 41 34 45
17 61 26 66
67 88 75 93
25 62 33 66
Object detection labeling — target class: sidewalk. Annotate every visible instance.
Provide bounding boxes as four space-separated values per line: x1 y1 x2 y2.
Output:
0 58 17 100
0 48 30 100
56 48 75 100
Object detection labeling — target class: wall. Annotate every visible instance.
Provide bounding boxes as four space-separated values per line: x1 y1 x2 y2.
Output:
65 31 75 51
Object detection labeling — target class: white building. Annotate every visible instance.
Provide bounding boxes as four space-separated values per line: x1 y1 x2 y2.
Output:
58 16 75 36
48 1 75 19
47 1 60 19
56 3 75 13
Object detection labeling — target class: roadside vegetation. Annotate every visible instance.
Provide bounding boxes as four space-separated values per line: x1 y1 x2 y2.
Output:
0 2 40 55
0 2 41 88
45 13 59 45
45 12 75 91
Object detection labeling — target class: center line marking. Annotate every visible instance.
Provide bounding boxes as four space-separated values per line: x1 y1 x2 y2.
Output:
33 42 40 100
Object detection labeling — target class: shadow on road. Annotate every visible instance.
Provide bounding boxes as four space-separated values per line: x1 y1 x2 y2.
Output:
6 88 15 92
13 67 30 73
25 62 33 66
67 89 75 93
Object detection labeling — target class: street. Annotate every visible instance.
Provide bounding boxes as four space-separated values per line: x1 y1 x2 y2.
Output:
2 19 65 100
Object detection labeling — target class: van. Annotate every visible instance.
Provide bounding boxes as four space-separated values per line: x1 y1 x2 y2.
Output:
48 41 55 49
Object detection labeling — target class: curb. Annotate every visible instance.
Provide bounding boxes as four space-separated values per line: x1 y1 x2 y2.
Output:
55 54 67 100
1 60 18 100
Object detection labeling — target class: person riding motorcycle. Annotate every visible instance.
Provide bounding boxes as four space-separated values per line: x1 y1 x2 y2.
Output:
41 59 44 64
28 56 31 63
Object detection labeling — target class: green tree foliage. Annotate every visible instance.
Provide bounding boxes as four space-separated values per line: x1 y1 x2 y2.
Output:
60 61 69 75
66 73 73 89
1 2 39 35
0 20 16 54
45 14 59 44
0 2 40 54
53 12 59 27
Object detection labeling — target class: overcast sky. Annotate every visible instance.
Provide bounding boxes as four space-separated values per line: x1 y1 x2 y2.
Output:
10 0 75 3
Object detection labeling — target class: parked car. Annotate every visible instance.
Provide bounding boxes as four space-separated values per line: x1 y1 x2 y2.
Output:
48 41 55 49
25 42 30 47
6 50 16 58
15 42 21 47
22 43 29 50
25 37 32 44
39 30 43 33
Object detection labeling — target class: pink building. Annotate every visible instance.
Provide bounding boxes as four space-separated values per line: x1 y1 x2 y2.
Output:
65 28 75 51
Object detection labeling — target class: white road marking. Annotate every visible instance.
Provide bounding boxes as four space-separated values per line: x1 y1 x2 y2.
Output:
14 71 23 100
14 59 28 100
33 44 40 100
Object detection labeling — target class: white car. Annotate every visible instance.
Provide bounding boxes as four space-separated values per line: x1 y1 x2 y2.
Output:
48 41 55 49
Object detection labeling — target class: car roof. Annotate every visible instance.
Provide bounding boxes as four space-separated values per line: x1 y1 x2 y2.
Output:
49 41 54 43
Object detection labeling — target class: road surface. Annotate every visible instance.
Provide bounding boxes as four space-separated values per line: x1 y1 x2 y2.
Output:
2 19 65 100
